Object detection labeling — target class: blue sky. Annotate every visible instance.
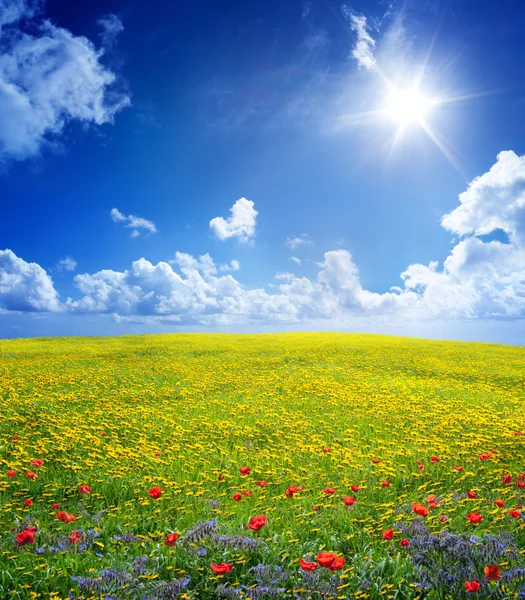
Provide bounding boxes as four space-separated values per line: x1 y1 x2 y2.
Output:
1 0 525 343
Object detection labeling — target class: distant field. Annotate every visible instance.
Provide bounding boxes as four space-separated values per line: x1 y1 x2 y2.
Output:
1 333 525 599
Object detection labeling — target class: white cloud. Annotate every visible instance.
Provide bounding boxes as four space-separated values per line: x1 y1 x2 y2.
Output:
209 198 258 243
98 14 124 48
0 0 129 162
275 271 295 281
219 259 240 272
0 249 60 312
3 151 525 326
348 13 377 72
110 208 157 237
285 234 311 249
441 150 525 244
0 0 39 29
289 256 302 266
57 256 77 271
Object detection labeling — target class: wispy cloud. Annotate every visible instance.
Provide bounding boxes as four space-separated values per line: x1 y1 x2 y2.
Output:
347 13 378 72
57 257 77 272
285 234 312 249
110 208 157 237
98 14 124 49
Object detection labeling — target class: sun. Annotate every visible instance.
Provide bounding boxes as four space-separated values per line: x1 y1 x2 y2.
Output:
384 87 432 126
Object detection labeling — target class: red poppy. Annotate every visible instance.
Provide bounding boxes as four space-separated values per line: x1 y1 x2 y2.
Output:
327 556 345 571
509 510 521 518
79 485 92 494
400 539 410 547
502 474 512 485
382 529 394 540
430 456 440 463
233 493 242 501
165 533 179 546
428 501 439 509
351 485 359 492
12 435 20 440
7 470 15 477
439 515 448 522
31 459 43 467
454 466 464 471
495 499 505 507
467 513 483 523
52 503 61 509
516 503 523 508
312 505 320 511
297 485 304 491
427 494 436 503
479 453 492 460
322 447 330 453
26 471 36 480
211 563 233 574
99 431 106 436
218 474 225 481
23 499 32 507
15 530 35 546
372 458 380 464
381 480 390 487
517 481 525 489
286 485 298 498
257 480 267 487
239 466 250 476
69 531 82 544
518 474 525 480
324 487 335 495
155 451 161 456
484 565 501 581
343 496 355 506
412 503 428 517
417 461 424 472
316 552 337 567
514 431 524 436
466 491 477 499
247 515 267 531
56 511 76 523
299 559 318 571
243 490 252 497
465 580 481 592
148 486 162 499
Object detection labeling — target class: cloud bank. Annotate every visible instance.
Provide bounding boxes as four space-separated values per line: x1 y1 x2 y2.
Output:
2 152 525 326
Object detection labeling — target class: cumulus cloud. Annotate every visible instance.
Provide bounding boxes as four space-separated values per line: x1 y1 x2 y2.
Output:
285 234 311 249
0 0 129 162
3 151 525 325
57 256 77 272
0 249 60 312
110 208 157 237
347 13 377 71
98 14 124 48
209 198 258 243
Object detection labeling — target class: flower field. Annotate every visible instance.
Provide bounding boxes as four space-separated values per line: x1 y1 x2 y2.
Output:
1 332 525 599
